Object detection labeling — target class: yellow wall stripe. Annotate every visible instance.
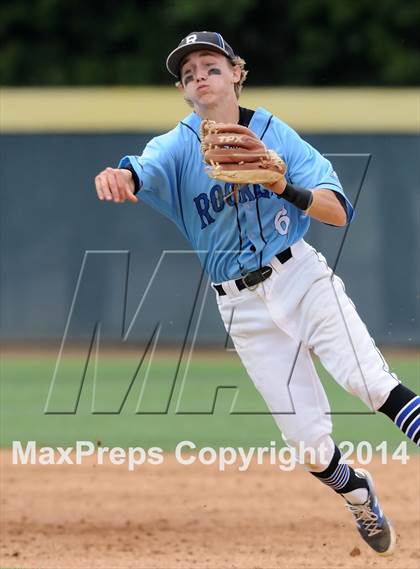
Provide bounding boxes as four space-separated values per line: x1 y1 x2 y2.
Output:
1 87 419 133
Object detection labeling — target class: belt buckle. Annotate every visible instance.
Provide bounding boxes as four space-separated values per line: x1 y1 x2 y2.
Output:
242 266 272 291
242 274 259 291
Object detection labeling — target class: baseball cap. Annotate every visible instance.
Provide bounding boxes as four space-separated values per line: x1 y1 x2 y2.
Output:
166 31 236 78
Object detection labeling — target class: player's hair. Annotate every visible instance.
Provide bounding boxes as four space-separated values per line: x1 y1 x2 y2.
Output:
176 55 248 107
231 56 248 98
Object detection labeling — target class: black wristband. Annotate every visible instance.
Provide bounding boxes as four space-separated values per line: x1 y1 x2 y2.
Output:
121 166 141 194
281 183 313 211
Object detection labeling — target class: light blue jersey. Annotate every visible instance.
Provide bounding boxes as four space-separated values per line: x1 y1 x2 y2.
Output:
119 107 353 283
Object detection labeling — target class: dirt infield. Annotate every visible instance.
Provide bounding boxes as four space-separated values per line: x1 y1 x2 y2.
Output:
1 451 419 569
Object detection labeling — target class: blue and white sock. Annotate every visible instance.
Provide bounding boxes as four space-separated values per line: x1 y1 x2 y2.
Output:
310 446 368 504
379 384 420 446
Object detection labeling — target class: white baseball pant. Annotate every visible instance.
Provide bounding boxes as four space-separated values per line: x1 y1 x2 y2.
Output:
215 240 400 468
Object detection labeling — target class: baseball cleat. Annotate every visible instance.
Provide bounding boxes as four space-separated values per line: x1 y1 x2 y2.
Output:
344 468 396 556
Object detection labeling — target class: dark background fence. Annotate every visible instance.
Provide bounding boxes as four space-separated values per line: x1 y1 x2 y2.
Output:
1 131 418 345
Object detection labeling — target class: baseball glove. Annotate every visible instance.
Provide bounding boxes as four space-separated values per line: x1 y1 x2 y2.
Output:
200 120 287 192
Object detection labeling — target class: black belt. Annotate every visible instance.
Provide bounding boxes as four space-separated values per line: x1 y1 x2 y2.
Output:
214 247 292 296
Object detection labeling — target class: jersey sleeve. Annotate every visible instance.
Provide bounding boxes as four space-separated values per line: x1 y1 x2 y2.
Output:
118 135 187 234
277 121 354 223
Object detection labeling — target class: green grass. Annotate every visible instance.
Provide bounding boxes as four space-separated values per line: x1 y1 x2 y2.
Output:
1 350 419 452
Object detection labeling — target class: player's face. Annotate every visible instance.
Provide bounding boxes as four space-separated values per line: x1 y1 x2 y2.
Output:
179 50 240 107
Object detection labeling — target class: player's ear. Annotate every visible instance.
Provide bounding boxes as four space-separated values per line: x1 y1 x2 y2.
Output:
176 80 184 94
232 64 241 85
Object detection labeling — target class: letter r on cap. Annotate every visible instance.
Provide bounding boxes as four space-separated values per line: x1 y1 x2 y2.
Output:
186 34 197 44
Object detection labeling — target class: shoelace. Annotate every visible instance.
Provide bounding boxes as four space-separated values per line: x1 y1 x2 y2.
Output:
346 501 383 537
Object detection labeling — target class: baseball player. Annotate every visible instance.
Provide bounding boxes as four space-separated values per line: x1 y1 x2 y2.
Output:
94 31 420 556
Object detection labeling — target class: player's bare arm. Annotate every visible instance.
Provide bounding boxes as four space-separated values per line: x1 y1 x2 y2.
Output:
267 178 347 226
95 167 138 203
304 188 347 226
